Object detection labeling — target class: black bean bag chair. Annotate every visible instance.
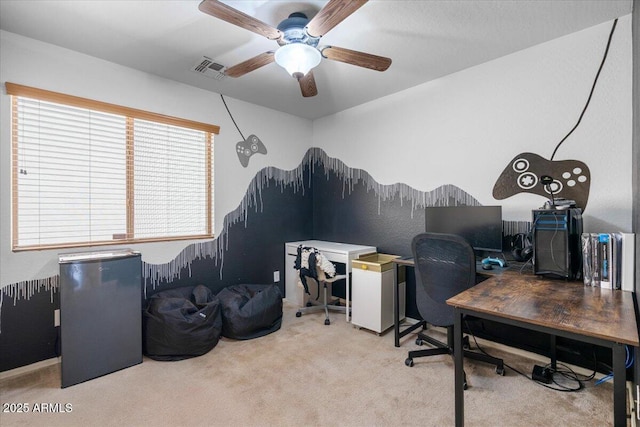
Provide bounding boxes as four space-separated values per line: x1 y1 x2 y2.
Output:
143 285 222 361
217 284 283 340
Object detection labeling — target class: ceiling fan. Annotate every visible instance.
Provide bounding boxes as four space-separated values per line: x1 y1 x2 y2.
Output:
198 0 392 97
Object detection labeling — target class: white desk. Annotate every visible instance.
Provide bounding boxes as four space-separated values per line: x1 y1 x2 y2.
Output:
285 240 376 322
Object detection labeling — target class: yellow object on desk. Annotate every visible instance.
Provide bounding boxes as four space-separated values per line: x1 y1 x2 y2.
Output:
352 253 399 272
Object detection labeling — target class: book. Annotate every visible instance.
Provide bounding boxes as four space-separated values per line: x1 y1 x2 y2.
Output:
581 232 635 291
617 232 635 292
591 233 601 287
581 233 593 286
598 233 612 289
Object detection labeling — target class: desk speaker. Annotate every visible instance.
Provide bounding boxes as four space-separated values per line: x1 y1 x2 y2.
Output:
532 208 583 280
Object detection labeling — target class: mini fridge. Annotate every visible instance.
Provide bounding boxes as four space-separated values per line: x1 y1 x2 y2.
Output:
59 250 142 388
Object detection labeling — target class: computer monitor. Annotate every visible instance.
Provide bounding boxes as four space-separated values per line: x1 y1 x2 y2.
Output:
425 205 503 253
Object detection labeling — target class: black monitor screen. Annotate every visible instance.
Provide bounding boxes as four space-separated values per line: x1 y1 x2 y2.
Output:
425 205 503 252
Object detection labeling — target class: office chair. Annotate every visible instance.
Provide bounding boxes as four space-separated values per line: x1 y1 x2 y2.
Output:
294 246 347 325
406 232 504 388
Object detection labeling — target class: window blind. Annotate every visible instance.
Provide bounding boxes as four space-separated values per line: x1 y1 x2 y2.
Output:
133 119 209 239
8 83 217 250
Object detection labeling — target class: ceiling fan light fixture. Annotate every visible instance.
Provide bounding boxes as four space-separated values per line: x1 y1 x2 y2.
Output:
274 43 321 79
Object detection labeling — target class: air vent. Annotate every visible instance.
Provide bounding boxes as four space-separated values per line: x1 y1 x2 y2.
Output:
191 56 226 80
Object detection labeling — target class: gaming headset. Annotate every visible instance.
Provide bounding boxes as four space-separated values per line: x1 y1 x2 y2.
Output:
511 232 533 262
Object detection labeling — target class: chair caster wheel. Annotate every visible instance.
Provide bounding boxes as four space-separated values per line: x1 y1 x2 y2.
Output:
462 336 471 350
306 302 312 307
296 312 301 317
405 358 414 367
463 381 468 390
496 366 505 376
324 319 330 325
415 338 423 346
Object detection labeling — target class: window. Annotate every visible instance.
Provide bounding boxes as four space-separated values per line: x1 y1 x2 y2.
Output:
7 83 219 251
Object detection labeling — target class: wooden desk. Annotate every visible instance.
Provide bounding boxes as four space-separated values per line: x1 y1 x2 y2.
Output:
447 275 639 427
392 257 424 346
285 240 376 322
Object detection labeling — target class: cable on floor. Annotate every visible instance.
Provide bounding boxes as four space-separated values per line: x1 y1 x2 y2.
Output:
463 320 606 393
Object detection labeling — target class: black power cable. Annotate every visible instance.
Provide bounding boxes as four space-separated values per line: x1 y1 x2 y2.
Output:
463 320 597 393
550 18 618 161
220 94 245 141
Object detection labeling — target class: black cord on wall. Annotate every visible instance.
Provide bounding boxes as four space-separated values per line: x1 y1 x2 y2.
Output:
221 94 245 141
550 18 618 160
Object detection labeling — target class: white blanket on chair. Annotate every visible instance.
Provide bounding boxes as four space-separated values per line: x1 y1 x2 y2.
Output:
299 248 336 277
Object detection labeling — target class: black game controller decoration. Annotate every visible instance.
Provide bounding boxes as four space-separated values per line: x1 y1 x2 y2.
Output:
236 134 267 167
493 152 590 211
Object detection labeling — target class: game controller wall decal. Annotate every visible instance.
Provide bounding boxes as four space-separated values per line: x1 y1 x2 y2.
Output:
493 18 618 214
236 134 267 167
221 94 268 167
492 152 590 210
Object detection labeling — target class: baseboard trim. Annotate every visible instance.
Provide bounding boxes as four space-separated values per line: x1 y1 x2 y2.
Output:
628 380 637 427
0 357 60 381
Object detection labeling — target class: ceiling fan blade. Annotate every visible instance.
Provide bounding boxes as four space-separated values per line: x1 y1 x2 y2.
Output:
198 0 282 40
225 51 275 77
321 46 391 72
306 0 368 38
298 71 318 98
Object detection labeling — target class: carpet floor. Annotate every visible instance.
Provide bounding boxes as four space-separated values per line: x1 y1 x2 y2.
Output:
0 301 626 426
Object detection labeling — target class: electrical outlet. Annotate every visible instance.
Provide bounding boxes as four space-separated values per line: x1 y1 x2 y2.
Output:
54 309 60 327
273 271 280 282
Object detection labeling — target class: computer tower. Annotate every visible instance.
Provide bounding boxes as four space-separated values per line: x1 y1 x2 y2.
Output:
532 208 583 280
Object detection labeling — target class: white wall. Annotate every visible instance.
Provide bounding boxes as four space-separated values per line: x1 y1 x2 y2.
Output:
0 30 313 287
1 15 633 288
314 16 633 232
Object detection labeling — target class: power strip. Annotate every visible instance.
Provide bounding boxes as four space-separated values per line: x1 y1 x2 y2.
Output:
532 365 553 384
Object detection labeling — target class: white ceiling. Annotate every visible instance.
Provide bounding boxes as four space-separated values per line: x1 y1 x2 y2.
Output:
0 0 633 120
